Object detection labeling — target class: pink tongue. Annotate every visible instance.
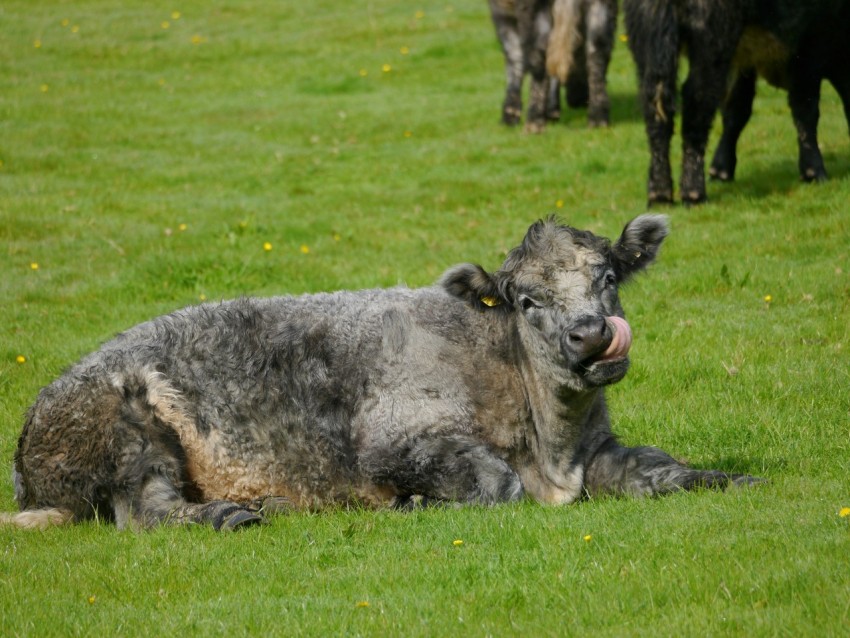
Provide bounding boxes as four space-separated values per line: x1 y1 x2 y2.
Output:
599 316 632 361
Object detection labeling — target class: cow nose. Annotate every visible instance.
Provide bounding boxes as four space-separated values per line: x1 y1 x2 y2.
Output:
565 316 610 358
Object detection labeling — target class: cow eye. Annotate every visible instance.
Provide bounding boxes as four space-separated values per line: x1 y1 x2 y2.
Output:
518 294 543 311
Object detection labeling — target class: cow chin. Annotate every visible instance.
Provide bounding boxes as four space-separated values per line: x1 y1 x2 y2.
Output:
580 357 630 387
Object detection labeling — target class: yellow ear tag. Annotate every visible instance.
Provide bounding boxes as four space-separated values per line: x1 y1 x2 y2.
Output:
480 296 501 307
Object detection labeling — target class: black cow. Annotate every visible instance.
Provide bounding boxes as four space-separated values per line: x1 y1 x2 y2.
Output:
624 0 850 205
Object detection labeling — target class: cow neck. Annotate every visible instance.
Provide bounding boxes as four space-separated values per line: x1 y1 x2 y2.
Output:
512 323 600 459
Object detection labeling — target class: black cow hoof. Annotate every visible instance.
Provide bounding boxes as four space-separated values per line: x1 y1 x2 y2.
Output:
219 509 265 531
801 167 828 182
709 166 734 182
647 192 675 207
681 190 707 206
501 107 522 126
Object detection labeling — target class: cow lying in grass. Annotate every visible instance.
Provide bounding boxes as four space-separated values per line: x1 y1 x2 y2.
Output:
3 215 759 531
623 0 850 205
488 0 617 130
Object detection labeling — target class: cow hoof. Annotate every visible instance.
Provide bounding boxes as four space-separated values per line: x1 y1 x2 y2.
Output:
219 509 265 531
802 168 828 183
524 121 546 134
709 166 733 182
588 118 609 129
682 190 707 206
647 191 675 207
501 107 522 126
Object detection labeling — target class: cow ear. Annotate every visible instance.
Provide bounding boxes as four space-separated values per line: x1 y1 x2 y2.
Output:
612 214 669 281
440 263 506 310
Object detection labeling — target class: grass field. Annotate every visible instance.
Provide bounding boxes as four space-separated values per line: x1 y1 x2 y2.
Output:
1 1 849 636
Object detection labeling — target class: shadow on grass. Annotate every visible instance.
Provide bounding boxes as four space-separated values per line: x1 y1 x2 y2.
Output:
554 90 642 127
708 151 849 203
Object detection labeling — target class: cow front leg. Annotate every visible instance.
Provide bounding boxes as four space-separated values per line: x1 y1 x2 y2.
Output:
520 3 554 132
490 4 525 125
789 73 827 182
113 474 264 531
585 0 616 127
584 437 761 497
710 68 757 182
377 435 524 505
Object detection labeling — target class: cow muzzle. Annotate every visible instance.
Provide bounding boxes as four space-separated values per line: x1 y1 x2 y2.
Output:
563 315 632 366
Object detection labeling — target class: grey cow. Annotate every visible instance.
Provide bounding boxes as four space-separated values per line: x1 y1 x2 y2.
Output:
3 215 758 531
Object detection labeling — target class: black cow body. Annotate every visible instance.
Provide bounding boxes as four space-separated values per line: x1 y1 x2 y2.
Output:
624 0 850 205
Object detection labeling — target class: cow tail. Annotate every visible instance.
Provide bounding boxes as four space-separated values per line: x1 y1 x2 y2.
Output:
0 508 74 530
547 0 582 82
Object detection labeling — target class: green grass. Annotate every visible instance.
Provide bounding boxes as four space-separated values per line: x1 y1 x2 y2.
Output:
2 1 849 635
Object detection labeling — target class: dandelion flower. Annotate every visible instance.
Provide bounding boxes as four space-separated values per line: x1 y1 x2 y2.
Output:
452 539 463 546
763 295 772 303
263 242 273 252
16 355 27 364
172 11 182 20
619 34 628 43
333 233 341 242
162 21 170 29
178 223 188 232
583 534 592 542
61 19 70 27
40 84 49 93
404 130 412 138
300 245 310 254
382 64 392 73
415 10 425 19
356 601 370 608
400 46 410 55
191 34 204 45
840 507 850 518
71 25 79 33
34 39 42 48
87 595 95 605
199 294 207 302
556 199 564 208
30 262 39 270
359 68 368 77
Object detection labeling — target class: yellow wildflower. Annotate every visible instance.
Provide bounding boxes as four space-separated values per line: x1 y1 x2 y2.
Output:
30 262 39 270
87 595 96 605
400 46 410 55
172 11 182 20
16 355 27 364
61 19 70 27
191 34 204 45
763 295 772 303
34 39 42 48
178 223 187 231
162 21 170 29
619 34 628 43
404 130 412 138
40 84 49 93
556 199 564 208
199 294 207 302
583 534 592 542
71 25 79 33
840 507 850 518
382 64 392 73
356 601 370 608
359 68 368 77
263 242 273 251
300 245 310 254
452 539 463 546
415 10 425 19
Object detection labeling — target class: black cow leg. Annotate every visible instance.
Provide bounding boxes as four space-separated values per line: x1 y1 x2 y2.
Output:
584 437 763 497
492 11 525 126
790 76 827 182
710 69 757 182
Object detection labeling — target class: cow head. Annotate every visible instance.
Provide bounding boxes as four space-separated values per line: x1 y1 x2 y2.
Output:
442 214 668 391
